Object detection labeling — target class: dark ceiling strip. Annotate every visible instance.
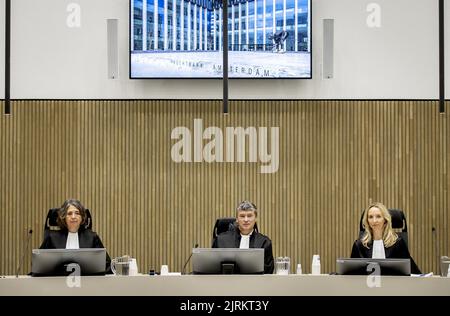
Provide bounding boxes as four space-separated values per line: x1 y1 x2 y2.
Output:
5 0 11 115
439 0 445 113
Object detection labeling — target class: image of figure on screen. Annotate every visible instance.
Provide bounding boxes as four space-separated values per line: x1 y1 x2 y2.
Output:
37 199 111 275
212 200 274 274
350 202 421 274
130 0 312 78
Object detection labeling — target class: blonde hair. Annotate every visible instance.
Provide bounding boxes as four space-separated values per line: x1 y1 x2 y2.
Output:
361 202 398 248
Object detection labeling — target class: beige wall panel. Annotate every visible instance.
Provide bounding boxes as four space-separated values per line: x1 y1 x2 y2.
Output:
0 100 448 276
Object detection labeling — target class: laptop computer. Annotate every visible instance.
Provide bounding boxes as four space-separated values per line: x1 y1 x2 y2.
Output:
336 258 411 276
32 248 106 276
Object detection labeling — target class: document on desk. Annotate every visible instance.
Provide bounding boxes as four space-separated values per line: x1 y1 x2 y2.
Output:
410 272 433 277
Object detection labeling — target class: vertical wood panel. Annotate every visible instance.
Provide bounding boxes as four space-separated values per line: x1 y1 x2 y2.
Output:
0 100 448 275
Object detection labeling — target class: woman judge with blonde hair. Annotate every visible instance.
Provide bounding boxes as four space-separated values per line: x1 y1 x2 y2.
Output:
351 202 421 274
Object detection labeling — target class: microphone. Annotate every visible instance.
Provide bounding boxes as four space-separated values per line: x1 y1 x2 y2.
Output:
16 229 33 278
432 227 440 275
182 243 199 275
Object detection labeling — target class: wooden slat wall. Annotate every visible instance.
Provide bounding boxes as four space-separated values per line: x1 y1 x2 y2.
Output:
0 100 448 275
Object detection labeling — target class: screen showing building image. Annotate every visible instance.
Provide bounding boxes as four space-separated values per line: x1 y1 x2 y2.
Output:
130 0 311 78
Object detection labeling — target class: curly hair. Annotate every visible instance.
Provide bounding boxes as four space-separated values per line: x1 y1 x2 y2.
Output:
57 199 87 230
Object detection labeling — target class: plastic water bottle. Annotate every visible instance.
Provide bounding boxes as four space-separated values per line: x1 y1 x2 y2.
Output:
311 254 321 275
447 265 450 277
296 263 302 275
129 258 139 276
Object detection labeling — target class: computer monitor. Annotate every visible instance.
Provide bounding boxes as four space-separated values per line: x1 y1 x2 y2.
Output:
31 248 106 276
440 256 450 277
336 258 411 276
192 248 264 274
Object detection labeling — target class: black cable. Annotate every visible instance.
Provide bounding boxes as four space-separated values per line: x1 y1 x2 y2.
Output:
222 0 228 114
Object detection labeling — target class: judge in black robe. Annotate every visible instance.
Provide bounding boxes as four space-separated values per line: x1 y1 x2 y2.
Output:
212 200 274 274
39 199 111 274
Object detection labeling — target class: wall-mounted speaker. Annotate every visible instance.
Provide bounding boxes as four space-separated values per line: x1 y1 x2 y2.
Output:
323 19 334 79
107 19 119 79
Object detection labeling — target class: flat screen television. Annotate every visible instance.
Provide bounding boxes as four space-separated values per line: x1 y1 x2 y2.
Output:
130 0 312 78
31 248 106 276
336 258 411 276
192 248 264 274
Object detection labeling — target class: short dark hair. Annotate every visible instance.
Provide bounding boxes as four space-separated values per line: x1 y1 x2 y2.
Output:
57 199 87 230
236 200 258 216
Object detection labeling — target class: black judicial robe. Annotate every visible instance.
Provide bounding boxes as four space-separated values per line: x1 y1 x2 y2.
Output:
212 228 274 274
40 229 111 273
350 236 421 274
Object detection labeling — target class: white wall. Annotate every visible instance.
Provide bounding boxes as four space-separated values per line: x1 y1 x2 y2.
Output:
4 0 446 99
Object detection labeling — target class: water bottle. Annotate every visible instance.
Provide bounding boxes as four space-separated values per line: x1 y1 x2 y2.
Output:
129 258 139 276
311 254 321 275
447 265 450 277
296 263 302 275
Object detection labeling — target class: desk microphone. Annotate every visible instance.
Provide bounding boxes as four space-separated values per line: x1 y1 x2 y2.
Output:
16 229 33 278
432 227 440 275
182 243 199 275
